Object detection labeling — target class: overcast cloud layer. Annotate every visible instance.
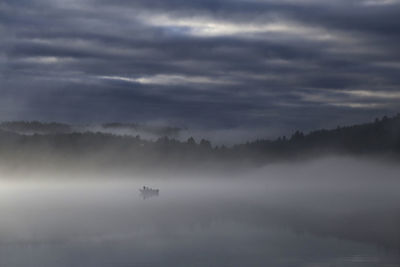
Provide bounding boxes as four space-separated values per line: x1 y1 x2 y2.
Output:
1 0 400 139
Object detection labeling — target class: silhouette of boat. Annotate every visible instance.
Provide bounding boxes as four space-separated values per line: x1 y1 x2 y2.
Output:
139 186 159 199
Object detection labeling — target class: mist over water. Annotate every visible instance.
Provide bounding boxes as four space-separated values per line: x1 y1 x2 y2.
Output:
3 0 400 264
0 157 399 267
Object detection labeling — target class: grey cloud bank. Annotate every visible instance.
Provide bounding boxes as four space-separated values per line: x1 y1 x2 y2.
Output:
1 0 400 139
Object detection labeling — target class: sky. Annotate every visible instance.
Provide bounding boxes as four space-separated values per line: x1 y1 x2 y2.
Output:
1 0 400 139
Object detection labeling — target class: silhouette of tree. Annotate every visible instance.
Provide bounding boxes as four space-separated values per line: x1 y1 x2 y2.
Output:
200 139 211 148
187 137 196 145
0 114 399 170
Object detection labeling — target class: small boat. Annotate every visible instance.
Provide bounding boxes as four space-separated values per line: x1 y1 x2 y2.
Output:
140 186 159 193
139 186 159 199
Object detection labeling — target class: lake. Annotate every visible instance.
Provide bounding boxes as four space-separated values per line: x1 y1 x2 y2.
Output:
0 158 399 267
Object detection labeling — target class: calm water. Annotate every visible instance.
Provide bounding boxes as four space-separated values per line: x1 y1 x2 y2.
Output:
0 158 399 267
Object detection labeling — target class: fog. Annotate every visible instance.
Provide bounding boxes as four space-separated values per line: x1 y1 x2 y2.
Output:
0 121 279 146
0 157 399 267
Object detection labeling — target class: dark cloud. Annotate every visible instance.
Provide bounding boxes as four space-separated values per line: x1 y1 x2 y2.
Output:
1 0 400 140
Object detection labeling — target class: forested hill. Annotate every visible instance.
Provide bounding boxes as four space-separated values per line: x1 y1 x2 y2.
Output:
0 114 399 170
0 121 181 137
235 114 400 158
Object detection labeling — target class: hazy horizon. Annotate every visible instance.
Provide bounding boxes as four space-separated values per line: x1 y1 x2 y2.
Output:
0 113 399 146
1 0 400 266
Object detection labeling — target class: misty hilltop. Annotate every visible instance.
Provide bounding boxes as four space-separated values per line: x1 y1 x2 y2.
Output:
0 115 399 172
0 121 182 138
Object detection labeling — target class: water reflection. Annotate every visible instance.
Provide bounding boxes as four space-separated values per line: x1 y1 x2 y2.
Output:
0 159 399 267
140 186 159 199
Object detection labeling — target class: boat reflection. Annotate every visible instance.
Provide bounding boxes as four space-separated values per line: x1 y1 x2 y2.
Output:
139 186 159 199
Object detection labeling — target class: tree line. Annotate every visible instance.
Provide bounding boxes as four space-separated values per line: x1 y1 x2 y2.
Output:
0 114 399 170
